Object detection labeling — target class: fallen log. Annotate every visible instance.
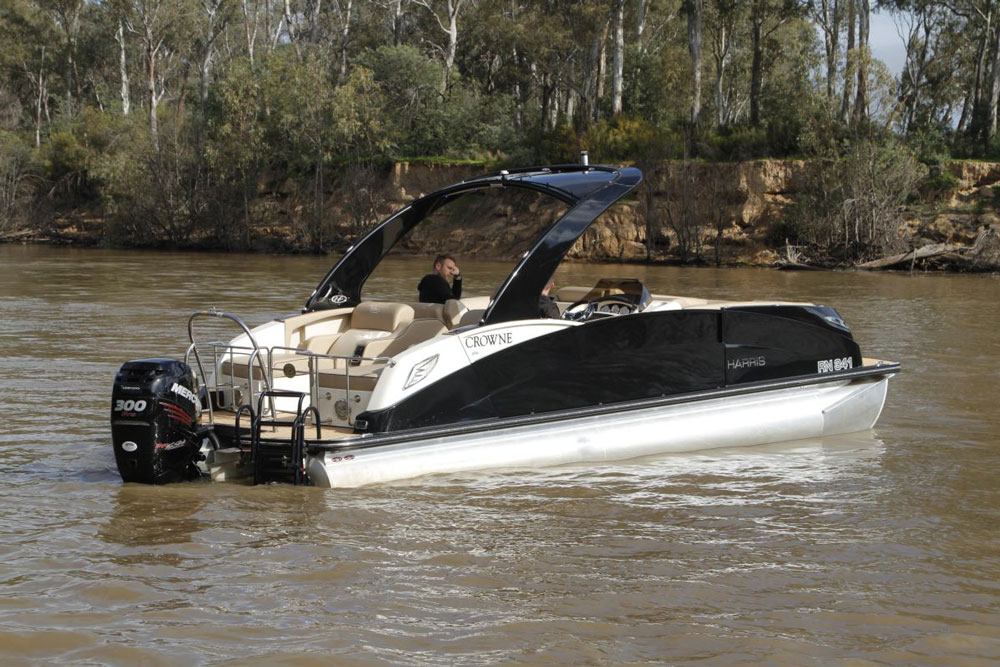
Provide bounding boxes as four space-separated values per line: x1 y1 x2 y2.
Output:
855 243 964 270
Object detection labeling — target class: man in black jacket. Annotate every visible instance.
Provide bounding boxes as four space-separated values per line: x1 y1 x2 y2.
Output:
538 279 559 318
418 253 463 303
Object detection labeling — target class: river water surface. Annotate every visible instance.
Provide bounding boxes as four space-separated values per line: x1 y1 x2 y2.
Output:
1 245 998 664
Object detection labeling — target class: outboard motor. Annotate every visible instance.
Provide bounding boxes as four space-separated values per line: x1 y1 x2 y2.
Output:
111 358 204 484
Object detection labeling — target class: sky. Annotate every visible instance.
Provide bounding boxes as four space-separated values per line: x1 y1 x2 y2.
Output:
869 9 907 77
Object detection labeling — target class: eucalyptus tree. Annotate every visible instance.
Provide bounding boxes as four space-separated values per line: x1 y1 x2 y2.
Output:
683 0 704 126
412 0 472 93
749 0 805 127
707 0 745 125
37 0 84 116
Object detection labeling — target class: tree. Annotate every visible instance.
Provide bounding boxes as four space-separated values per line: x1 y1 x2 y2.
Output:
611 0 624 115
38 0 84 116
707 0 744 125
413 0 470 93
116 0 182 144
683 0 704 127
810 0 841 105
749 0 803 127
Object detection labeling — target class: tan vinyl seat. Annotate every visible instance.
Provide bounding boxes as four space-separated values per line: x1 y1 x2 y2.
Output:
323 302 414 367
458 309 485 327
407 302 445 321
442 299 467 329
281 317 447 391
220 302 412 382
321 315 448 392
317 364 383 392
363 318 448 358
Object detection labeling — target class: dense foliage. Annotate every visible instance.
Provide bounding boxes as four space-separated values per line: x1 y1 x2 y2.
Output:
0 0 988 256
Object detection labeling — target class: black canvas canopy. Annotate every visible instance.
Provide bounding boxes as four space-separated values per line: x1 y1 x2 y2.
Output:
304 164 643 325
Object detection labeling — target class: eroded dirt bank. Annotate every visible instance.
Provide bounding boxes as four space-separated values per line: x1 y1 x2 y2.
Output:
8 159 1000 271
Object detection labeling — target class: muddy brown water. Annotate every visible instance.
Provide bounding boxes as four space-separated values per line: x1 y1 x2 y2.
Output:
1 245 999 664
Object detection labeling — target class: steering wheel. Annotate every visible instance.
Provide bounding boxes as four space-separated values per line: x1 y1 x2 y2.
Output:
562 295 636 321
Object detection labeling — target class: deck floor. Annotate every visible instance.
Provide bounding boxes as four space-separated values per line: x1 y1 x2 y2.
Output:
208 410 356 441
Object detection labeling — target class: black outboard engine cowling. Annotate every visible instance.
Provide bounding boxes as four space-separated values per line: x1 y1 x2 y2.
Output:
111 358 203 484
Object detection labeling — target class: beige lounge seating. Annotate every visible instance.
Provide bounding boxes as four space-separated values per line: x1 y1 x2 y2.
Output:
443 299 467 329
322 302 414 368
407 302 445 321
279 315 448 394
221 302 414 380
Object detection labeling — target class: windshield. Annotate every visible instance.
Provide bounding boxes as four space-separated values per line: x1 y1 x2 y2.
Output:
570 278 652 309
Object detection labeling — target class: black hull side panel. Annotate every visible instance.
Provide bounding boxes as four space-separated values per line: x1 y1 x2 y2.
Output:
358 306 865 434
722 306 861 384
362 310 724 432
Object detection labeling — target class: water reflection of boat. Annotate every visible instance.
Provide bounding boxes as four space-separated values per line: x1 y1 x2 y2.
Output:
108 164 898 487
99 486 204 551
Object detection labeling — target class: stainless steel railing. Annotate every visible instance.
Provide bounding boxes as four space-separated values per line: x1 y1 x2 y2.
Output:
185 309 272 424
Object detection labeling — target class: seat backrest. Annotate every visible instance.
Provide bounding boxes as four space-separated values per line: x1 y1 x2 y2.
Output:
326 302 415 364
365 318 448 359
408 302 445 322
442 298 468 329
457 309 485 327
350 302 414 331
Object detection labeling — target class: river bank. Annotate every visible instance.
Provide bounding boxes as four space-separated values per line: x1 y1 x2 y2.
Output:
4 159 1000 273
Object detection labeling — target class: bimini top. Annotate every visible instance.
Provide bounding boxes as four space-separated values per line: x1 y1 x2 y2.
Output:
305 164 643 325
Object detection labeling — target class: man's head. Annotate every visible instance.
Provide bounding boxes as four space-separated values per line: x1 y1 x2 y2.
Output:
433 253 460 280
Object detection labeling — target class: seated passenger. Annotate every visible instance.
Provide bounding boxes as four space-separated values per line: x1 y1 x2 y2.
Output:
418 253 463 304
539 279 559 318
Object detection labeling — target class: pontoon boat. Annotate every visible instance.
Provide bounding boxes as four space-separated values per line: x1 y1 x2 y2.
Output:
110 165 898 487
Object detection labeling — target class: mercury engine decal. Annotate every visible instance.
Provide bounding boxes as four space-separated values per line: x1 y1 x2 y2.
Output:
161 400 194 425
170 382 202 411
155 439 189 450
114 399 148 415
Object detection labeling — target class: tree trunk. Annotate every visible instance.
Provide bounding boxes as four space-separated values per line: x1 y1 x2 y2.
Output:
817 0 839 102
596 18 608 117
749 13 761 126
840 0 856 123
338 0 354 83
310 0 323 42
582 30 600 125
564 86 576 122
611 0 624 116
687 0 705 128
116 22 130 115
146 32 158 143
987 19 1000 147
391 0 404 46
637 0 647 50
242 0 258 67
283 0 302 58
442 0 460 94
853 0 870 123
35 47 46 148
714 24 728 126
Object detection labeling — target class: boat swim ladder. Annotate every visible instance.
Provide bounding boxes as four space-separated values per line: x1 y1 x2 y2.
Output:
247 390 320 485
185 309 273 425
